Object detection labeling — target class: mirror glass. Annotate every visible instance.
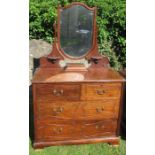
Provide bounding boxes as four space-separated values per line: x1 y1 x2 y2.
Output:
60 5 94 58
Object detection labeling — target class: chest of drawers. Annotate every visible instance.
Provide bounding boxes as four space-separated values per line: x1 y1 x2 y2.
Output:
32 68 125 148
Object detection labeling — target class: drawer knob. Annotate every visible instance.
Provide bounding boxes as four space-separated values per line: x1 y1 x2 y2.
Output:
96 107 104 113
96 90 105 95
53 89 64 96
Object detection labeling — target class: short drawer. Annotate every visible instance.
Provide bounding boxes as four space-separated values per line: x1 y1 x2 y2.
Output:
75 100 120 120
35 84 80 101
84 83 121 100
80 120 117 138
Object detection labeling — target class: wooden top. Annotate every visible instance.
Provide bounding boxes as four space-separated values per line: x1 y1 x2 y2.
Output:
32 68 125 83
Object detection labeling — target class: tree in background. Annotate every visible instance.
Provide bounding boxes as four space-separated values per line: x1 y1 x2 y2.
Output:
29 0 126 70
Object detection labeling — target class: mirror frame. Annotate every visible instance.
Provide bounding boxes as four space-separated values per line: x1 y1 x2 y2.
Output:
57 2 97 60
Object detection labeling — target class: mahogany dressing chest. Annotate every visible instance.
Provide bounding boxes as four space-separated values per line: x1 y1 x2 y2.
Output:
32 2 125 149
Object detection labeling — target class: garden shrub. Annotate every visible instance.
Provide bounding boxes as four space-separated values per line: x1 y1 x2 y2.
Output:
29 0 126 70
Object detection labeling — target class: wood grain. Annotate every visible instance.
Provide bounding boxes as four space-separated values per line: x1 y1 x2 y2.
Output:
37 100 120 121
83 83 121 100
36 120 117 141
33 136 119 148
35 84 80 101
32 2 125 149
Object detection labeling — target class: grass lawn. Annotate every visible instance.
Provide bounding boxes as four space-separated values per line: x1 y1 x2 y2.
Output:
29 138 126 155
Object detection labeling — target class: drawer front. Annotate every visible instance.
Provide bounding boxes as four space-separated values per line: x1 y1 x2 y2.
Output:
37 99 119 121
36 120 117 140
81 120 117 137
75 100 120 120
84 83 121 100
37 123 77 140
36 84 80 101
38 102 78 120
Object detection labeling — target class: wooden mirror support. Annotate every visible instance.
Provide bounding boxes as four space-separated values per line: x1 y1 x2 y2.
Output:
39 2 110 70
32 2 125 149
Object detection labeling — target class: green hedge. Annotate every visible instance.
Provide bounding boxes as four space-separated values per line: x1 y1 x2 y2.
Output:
30 0 126 70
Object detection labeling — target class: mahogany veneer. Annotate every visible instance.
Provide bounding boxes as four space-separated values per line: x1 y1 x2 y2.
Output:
32 2 125 149
32 68 125 148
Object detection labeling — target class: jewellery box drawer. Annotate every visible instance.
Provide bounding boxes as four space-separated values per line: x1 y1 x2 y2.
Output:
75 100 120 120
84 83 121 100
35 84 80 101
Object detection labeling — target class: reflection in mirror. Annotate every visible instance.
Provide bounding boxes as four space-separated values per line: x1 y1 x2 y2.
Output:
60 5 94 58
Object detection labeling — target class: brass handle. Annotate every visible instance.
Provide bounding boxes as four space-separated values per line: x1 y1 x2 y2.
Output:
52 107 64 113
53 89 64 96
96 125 104 129
59 107 63 112
53 127 63 133
96 90 105 95
96 107 104 113
96 125 99 129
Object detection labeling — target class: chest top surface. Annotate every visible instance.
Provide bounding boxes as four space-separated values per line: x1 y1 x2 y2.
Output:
32 68 125 83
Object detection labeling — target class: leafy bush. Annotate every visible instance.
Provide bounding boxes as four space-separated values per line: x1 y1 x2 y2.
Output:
30 0 126 69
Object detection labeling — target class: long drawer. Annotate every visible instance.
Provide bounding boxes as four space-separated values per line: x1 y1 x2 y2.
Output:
36 120 117 141
37 100 120 120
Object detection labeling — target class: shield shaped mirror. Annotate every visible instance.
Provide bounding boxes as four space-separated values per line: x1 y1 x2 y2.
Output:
59 4 94 58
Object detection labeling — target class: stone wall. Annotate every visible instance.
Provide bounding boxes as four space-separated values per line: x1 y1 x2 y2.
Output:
29 39 52 85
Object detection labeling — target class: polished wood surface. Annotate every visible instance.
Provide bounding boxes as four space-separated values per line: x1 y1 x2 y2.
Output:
84 83 121 100
32 68 125 83
36 120 117 140
33 80 124 148
38 100 119 120
35 84 80 101
33 136 119 148
32 2 125 149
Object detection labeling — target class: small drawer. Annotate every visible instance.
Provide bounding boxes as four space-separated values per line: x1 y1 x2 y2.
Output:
80 120 117 137
38 102 78 120
35 84 80 102
75 100 120 120
84 83 121 100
